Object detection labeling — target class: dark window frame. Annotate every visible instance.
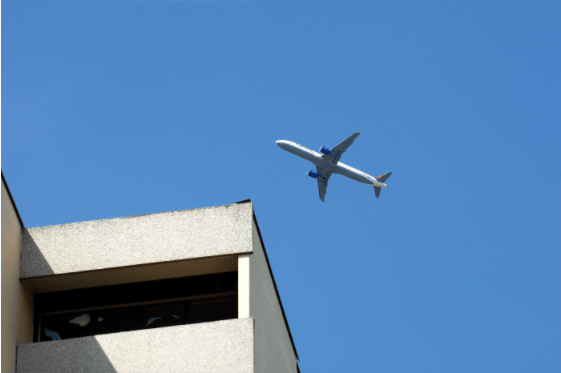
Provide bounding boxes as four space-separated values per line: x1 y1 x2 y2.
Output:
34 271 238 342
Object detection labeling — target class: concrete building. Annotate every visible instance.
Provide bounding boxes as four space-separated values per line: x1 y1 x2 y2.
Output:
2 173 300 373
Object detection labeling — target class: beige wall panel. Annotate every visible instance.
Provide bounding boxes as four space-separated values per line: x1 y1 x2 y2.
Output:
17 282 34 345
17 318 254 373
1 181 24 373
250 221 298 373
238 254 250 318
21 203 253 278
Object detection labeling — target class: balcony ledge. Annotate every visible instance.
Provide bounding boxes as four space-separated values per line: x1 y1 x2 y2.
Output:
17 318 254 373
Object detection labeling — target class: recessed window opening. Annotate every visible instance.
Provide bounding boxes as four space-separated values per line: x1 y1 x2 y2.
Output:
35 271 238 342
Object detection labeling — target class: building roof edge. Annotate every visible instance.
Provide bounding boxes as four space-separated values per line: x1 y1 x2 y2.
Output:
2 171 24 228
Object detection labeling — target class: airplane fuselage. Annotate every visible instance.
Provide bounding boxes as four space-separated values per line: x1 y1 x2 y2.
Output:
276 140 387 188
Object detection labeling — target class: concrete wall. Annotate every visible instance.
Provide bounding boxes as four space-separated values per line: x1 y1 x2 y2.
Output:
1 180 33 373
21 203 253 278
17 318 254 373
250 221 298 373
15 200 299 372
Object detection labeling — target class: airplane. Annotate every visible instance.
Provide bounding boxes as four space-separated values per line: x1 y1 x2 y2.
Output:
276 132 391 202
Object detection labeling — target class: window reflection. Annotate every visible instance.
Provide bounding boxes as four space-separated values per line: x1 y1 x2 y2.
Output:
41 312 94 341
69 313 90 327
43 328 62 341
142 303 184 329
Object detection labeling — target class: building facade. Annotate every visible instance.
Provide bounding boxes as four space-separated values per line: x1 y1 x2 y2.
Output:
1 174 299 373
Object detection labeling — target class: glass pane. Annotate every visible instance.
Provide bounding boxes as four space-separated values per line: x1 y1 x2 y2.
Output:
142 303 184 329
41 312 94 341
190 297 237 324
97 308 137 335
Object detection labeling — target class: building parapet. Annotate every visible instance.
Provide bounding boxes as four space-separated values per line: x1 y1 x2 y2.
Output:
21 203 253 279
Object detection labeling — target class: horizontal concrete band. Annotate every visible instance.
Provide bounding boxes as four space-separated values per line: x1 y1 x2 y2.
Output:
21 203 254 278
17 318 254 373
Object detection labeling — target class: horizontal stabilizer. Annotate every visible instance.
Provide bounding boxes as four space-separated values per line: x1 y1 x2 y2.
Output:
374 186 381 198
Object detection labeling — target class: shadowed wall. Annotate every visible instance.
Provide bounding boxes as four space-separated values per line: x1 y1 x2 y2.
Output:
2 179 33 373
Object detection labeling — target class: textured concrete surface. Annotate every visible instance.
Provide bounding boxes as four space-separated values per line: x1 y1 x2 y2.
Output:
250 221 298 373
17 318 254 373
21 203 253 278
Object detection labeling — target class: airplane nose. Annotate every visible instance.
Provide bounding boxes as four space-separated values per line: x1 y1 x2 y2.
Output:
276 140 287 148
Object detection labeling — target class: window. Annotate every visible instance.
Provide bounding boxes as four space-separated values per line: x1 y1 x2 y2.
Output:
35 272 237 342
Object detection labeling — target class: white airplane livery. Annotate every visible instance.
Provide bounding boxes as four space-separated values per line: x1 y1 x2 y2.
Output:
276 132 391 202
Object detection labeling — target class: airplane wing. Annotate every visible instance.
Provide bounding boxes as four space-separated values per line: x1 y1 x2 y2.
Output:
316 166 332 202
322 132 361 164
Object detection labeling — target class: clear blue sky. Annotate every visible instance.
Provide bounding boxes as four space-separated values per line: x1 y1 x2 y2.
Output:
3 2 560 372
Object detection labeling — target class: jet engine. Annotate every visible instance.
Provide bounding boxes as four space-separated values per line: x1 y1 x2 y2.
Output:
319 146 332 155
307 170 320 178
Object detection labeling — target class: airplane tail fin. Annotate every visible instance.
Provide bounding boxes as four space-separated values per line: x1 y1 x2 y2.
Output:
377 172 392 183
374 172 392 198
